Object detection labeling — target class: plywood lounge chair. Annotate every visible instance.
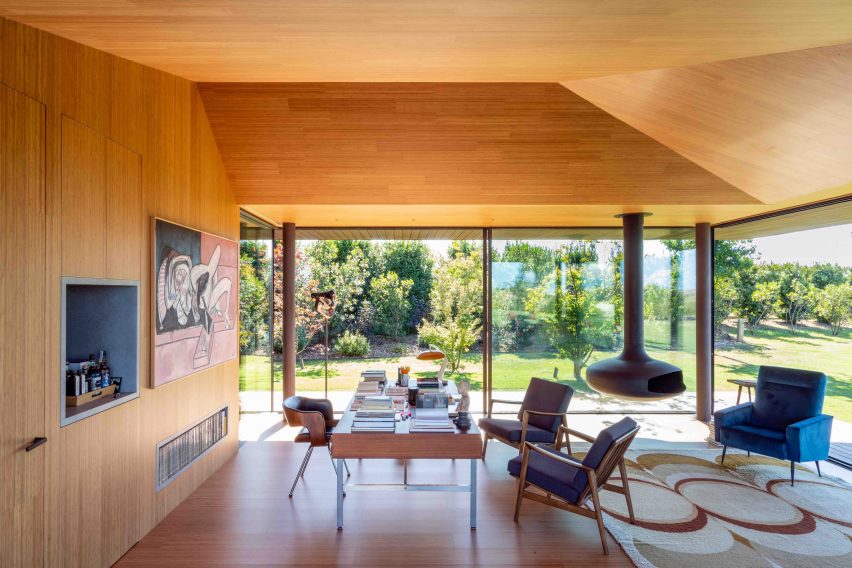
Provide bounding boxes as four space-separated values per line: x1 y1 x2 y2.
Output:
508 417 640 555
478 377 574 460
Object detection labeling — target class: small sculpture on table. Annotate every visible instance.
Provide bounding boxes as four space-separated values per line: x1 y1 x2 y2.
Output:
454 379 472 430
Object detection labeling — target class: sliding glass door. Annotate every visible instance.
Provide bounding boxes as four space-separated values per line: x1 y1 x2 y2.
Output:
489 228 696 413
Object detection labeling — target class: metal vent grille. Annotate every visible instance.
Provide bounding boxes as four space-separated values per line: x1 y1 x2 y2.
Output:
156 406 228 491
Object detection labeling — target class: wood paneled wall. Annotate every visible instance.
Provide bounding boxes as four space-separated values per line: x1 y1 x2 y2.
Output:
0 17 240 567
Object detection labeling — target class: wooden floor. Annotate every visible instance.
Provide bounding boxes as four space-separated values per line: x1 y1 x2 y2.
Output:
117 438 633 567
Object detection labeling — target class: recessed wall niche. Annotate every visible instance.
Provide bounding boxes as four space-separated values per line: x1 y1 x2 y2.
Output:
61 277 141 426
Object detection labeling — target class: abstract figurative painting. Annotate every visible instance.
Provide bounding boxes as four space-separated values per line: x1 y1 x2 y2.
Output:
153 218 238 387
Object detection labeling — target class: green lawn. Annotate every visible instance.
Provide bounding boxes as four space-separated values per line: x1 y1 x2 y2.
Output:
240 320 851 422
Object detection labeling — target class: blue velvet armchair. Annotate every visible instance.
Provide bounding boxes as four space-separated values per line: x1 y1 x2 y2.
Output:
714 366 832 485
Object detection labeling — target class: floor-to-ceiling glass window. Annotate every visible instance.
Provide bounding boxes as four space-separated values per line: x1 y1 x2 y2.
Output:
292 229 484 408
490 228 696 413
239 215 277 412
713 206 851 432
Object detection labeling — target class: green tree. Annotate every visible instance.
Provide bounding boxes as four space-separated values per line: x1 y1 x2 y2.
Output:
499 241 555 283
380 241 434 331
776 264 816 330
239 257 269 354
748 280 782 328
369 272 414 337
644 284 669 321
811 264 848 289
714 240 757 280
418 246 483 372
713 276 738 337
546 242 607 380
661 240 694 349
609 243 624 347
814 283 852 336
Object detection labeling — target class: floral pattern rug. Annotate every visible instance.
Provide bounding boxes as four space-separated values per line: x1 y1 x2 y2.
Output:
598 450 852 567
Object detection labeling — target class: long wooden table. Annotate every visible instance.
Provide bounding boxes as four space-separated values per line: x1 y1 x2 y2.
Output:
331 383 482 530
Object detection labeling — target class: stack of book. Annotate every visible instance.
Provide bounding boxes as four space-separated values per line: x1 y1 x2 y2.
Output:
361 369 387 382
410 408 454 433
416 377 440 391
356 381 380 395
351 396 396 432
384 386 408 411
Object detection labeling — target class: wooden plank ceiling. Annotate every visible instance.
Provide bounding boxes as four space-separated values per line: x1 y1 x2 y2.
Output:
199 83 757 213
566 44 852 205
4 3 849 227
1 1 851 82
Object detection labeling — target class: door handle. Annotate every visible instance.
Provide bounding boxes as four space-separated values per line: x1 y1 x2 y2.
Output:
25 437 47 452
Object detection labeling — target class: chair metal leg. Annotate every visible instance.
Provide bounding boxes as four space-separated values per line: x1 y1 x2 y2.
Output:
721 445 727 464
289 446 313 497
327 446 351 478
790 461 795 486
815 461 821 477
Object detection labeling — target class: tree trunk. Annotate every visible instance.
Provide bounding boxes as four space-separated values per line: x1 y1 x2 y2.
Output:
670 253 682 349
572 359 584 380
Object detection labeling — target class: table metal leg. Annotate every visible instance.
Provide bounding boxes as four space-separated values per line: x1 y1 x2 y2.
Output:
470 458 477 530
336 458 344 530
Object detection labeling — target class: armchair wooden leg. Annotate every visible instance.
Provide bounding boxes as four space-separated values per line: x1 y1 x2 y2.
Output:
481 434 488 461
619 460 636 524
589 482 609 555
721 445 727 464
815 461 821 477
790 461 796 486
514 448 531 523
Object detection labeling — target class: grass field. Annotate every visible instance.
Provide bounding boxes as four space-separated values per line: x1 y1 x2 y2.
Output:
240 319 850 422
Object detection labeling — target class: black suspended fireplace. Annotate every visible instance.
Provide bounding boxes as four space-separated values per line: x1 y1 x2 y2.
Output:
586 213 686 400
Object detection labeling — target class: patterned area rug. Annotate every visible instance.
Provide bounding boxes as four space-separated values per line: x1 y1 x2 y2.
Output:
599 450 852 567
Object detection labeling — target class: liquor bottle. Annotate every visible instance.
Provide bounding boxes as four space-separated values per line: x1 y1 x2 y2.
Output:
66 369 76 397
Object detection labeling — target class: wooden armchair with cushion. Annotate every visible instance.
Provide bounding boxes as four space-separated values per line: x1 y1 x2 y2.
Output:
283 396 350 497
508 417 640 555
478 377 574 460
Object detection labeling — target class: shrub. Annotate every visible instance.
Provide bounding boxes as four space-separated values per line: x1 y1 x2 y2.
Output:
418 319 480 373
334 330 370 357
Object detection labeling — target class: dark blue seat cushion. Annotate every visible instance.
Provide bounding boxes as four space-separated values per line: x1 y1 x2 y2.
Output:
517 378 575 432
478 418 556 443
751 366 826 431
508 445 582 504
720 424 788 460
573 417 638 490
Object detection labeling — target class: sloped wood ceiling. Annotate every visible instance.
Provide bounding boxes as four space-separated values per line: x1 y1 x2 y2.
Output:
566 44 852 204
198 83 757 211
1 1 851 82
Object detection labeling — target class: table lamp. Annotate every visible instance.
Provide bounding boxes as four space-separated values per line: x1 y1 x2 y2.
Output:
416 346 447 383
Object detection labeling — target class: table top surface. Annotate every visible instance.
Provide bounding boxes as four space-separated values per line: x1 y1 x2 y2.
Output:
727 379 757 387
331 380 483 459
334 380 480 437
